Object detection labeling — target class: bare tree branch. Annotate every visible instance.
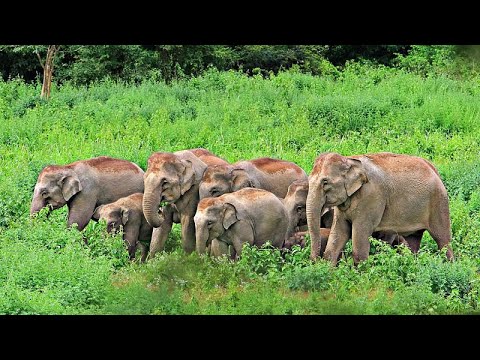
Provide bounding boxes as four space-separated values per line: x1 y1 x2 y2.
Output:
35 51 45 69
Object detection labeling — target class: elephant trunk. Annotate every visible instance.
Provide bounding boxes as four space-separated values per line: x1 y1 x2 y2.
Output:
143 189 163 228
126 240 137 260
306 184 326 260
30 195 48 217
195 223 209 254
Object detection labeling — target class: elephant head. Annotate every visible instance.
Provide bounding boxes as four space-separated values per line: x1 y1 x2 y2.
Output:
30 165 82 216
198 165 253 200
143 152 205 228
92 202 135 258
283 180 309 235
194 197 239 254
92 203 129 234
306 153 368 258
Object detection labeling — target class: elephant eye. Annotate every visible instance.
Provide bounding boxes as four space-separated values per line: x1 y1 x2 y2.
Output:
41 191 49 198
210 189 220 196
207 220 214 226
296 205 304 212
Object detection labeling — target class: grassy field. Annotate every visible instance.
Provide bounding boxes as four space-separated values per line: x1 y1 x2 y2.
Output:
1 63 480 314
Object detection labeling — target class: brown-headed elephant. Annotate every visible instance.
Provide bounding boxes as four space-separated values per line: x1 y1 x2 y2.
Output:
198 157 307 200
143 148 228 258
30 156 144 231
92 193 153 262
306 152 453 265
194 188 289 257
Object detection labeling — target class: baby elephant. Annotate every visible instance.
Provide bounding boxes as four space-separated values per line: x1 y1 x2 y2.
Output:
194 188 289 257
92 193 152 262
282 229 331 250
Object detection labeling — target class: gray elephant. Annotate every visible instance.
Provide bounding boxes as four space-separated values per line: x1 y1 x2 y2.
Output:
281 179 334 233
30 156 144 231
306 152 453 265
143 148 228 258
195 188 289 257
92 193 153 262
198 157 307 200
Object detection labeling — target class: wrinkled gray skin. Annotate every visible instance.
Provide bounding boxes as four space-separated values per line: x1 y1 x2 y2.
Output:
30 156 144 231
195 188 289 257
306 152 453 265
284 180 408 251
92 193 153 262
198 157 308 200
143 148 228 258
281 179 334 235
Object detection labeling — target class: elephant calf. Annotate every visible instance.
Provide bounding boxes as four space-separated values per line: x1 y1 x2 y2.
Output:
195 188 289 257
92 193 152 262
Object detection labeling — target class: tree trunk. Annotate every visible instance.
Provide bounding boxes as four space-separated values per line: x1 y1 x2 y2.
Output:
39 45 59 100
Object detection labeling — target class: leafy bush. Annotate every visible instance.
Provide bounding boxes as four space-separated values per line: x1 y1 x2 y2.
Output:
1 64 480 314
285 262 332 292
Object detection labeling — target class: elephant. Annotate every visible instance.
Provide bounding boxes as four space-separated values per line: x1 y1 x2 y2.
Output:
198 157 308 200
282 179 334 233
306 152 453 265
283 229 331 250
30 156 144 231
203 179 311 258
194 188 289 257
282 229 408 253
92 193 153 262
143 148 228 258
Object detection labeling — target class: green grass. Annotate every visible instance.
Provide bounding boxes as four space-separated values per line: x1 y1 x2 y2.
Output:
2 64 480 314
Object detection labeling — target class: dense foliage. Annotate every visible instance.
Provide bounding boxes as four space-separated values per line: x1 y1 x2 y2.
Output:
0 45 417 84
1 49 480 314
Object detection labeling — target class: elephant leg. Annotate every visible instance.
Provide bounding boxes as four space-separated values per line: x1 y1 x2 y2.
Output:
148 222 172 260
180 214 196 254
67 198 96 232
323 212 351 264
401 231 424 253
137 242 148 263
351 223 375 265
210 239 229 257
229 221 254 258
428 210 454 261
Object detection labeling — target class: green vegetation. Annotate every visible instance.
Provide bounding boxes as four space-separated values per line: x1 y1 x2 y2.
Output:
2 50 480 314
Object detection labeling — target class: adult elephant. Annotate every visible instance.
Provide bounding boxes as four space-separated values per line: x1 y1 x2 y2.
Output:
30 156 144 231
143 148 228 257
198 157 308 200
306 152 453 265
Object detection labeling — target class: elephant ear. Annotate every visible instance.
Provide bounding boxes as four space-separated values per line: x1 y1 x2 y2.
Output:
179 159 196 195
61 173 82 201
345 158 368 197
223 203 239 229
92 205 103 221
231 169 253 191
121 207 130 225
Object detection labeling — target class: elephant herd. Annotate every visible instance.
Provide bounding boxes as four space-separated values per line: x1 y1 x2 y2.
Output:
30 148 454 265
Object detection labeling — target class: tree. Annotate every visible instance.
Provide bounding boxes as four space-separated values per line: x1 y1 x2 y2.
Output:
0 45 61 99
36 45 60 99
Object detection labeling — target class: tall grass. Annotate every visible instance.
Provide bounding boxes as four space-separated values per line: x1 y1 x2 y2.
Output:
1 64 480 314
